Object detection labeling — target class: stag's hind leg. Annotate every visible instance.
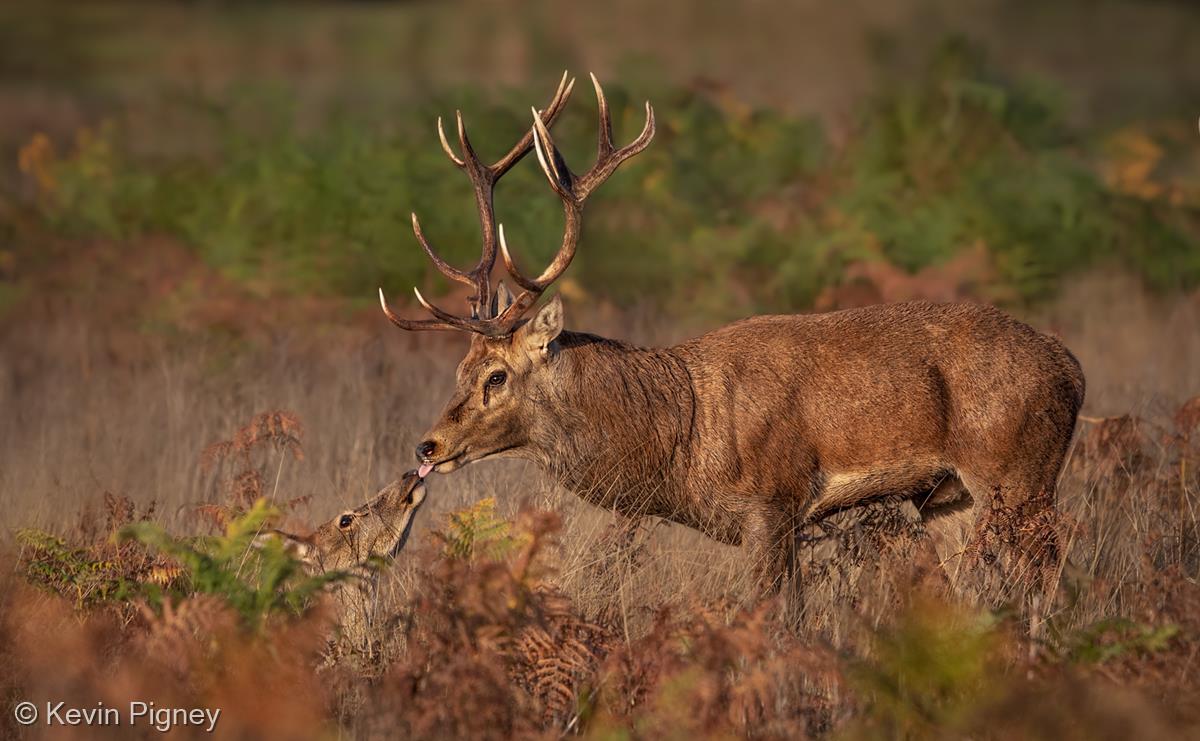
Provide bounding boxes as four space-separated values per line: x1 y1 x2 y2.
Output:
917 475 980 590
948 454 1067 605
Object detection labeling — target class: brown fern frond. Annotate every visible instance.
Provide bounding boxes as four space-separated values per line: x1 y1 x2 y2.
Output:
1075 414 1147 474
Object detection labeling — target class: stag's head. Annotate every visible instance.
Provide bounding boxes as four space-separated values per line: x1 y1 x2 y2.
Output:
378 73 654 475
265 471 428 573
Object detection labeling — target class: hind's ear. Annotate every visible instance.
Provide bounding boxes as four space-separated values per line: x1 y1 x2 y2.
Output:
252 530 312 563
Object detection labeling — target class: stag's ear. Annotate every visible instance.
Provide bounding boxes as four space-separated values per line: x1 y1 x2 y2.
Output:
490 280 515 318
518 294 563 359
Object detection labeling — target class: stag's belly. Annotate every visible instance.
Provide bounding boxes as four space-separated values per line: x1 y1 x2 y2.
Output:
806 458 955 522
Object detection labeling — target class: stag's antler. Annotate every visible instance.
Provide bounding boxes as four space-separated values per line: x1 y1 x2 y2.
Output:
379 72 655 337
500 74 655 307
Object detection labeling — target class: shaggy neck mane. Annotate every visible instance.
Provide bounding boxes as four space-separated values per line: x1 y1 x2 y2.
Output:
527 330 696 511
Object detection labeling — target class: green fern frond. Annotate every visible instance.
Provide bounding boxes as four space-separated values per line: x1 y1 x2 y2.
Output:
435 497 526 562
119 497 348 629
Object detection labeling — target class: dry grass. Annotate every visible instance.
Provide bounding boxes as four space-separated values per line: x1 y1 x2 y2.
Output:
1 272 1198 738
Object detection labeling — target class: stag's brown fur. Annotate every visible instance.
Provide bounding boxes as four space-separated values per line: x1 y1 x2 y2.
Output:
419 298 1084 591
382 73 1085 592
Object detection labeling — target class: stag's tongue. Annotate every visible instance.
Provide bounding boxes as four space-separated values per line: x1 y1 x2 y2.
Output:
418 463 434 478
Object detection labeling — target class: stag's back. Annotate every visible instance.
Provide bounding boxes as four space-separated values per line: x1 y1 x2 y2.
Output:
677 301 1084 515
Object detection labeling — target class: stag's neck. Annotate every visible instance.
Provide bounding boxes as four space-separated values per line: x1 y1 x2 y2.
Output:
526 331 696 513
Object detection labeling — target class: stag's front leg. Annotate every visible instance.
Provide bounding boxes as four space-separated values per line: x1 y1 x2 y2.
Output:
742 506 797 597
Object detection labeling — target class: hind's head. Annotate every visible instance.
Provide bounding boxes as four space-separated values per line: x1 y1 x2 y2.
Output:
263 471 428 574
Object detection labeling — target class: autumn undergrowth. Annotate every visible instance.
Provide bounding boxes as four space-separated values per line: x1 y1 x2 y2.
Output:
3 399 1198 739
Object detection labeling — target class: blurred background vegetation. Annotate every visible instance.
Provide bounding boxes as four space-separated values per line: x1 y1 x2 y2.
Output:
2 0 1198 327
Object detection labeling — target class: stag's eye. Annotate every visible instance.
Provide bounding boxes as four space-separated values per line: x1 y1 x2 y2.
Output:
486 370 507 388
338 514 354 529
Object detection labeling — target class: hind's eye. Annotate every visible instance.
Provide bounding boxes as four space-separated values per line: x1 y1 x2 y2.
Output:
338 514 354 529
486 370 507 387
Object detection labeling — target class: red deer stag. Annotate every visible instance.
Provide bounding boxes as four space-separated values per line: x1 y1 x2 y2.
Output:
378 73 1085 593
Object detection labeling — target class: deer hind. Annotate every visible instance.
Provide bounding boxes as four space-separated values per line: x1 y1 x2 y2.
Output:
258 471 428 641
377 74 1085 598
264 471 427 576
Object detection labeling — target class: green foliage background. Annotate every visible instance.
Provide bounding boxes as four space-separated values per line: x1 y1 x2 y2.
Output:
7 6 1199 322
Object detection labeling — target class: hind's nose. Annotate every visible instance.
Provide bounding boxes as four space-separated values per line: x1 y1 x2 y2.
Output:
416 440 437 461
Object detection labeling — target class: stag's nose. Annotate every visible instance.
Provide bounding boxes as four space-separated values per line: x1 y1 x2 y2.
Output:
416 440 438 461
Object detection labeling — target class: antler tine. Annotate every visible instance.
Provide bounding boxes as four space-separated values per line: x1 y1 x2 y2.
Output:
529 76 656 202
411 213 475 289
436 117 465 168
575 100 655 202
454 110 484 172
504 74 655 297
418 108 496 319
489 71 576 179
378 288 465 332
434 73 574 178
530 109 571 199
500 191 582 293
590 73 615 158
412 287 482 331
498 223 544 293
